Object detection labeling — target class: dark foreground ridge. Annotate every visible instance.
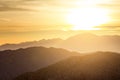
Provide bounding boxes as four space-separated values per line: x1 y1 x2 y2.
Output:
14 52 120 80
0 47 79 80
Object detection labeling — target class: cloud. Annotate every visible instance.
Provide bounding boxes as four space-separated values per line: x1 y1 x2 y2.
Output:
0 6 32 11
1 0 119 12
102 26 120 30
95 25 120 30
0 18 10 22
0 0 37 11
0 0 79 12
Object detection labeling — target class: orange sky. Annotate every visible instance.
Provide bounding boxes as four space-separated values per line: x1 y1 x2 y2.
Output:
0 0 120 44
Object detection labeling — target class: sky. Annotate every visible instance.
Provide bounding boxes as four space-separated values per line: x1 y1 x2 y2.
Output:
0 0 120 44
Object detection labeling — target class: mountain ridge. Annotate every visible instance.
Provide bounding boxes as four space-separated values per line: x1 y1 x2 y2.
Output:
0 46 79 80
14 52 120 80
0 34 120 53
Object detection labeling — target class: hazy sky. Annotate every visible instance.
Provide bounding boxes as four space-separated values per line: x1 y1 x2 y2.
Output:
0 0 120 44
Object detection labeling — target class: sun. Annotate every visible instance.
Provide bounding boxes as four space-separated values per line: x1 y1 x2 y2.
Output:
66 2 110 30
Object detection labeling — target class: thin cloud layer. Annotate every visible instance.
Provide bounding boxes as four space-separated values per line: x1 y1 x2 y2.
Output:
0 0 36 11
0 18 10 22
0 0 120 11
0 6 31 11
0 0 120 30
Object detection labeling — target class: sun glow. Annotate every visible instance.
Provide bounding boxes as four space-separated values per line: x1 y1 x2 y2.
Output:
66 0 110 30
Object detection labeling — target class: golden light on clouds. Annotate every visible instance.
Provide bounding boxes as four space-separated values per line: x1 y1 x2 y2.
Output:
66 0 111 30
0 0 120 44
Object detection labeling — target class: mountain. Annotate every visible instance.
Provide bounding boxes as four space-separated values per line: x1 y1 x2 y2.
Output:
0 38 63 51
0 34 120 52
0 47 79 80
14 52 120 80
60 33 120 52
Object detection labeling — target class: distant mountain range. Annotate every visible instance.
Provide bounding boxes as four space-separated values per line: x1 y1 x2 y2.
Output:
0 47 79 80
14 52 120 80
61 33 120 52
0 38 63 51
0 33 120 52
